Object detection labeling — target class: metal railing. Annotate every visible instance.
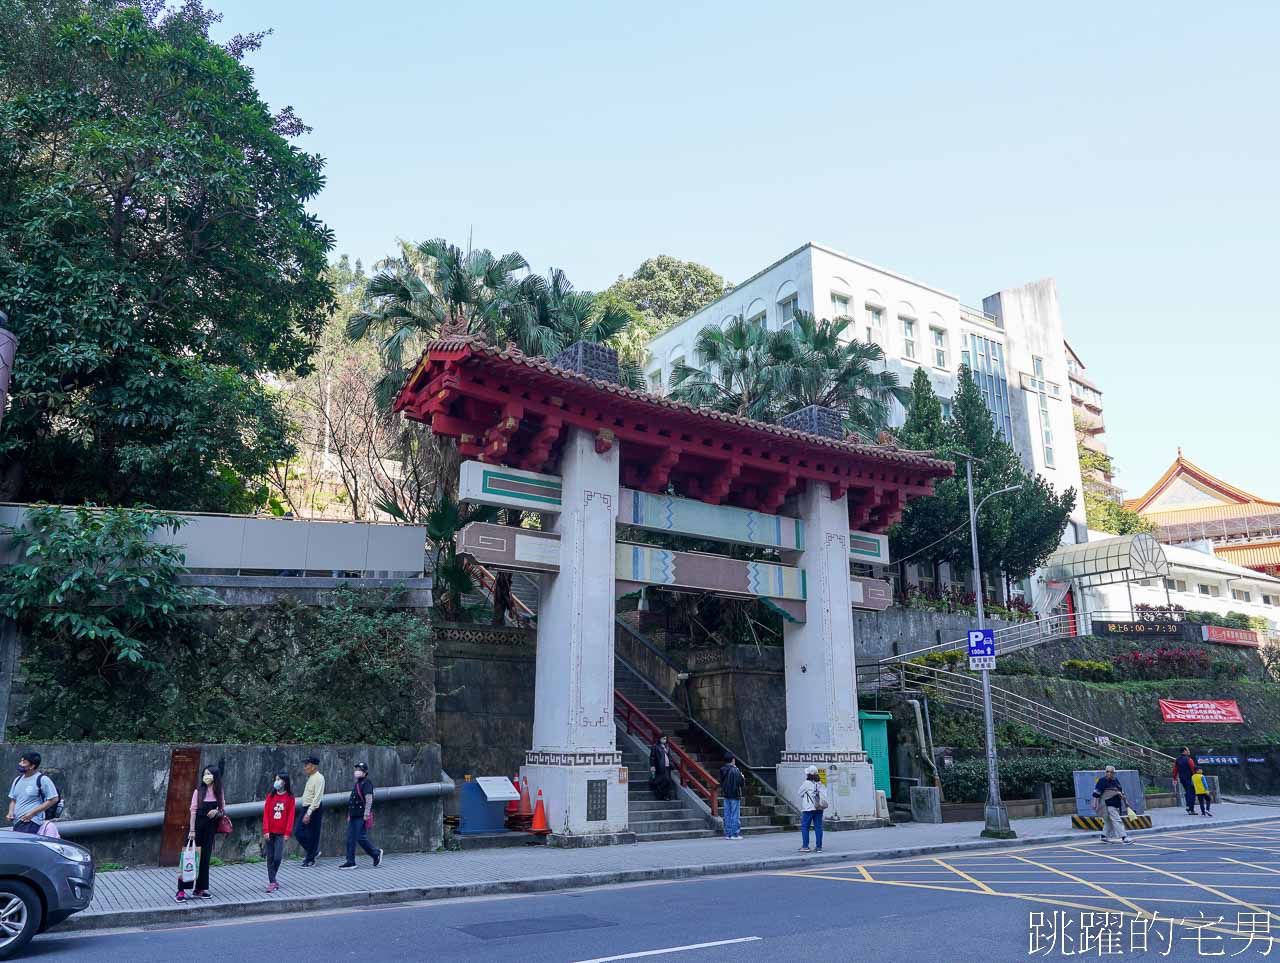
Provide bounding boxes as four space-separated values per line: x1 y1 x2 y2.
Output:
467 560 536 623
53 782 454 839
864 660 1175 776
614 689 719 817
880 609 1148 665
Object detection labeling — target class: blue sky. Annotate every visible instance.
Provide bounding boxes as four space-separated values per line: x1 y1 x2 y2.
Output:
213 1 1279 500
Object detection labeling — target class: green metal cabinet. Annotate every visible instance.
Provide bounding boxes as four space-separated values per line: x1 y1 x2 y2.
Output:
859 710 893 800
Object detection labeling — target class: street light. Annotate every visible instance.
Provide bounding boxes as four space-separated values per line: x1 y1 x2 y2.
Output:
953 451 1021 838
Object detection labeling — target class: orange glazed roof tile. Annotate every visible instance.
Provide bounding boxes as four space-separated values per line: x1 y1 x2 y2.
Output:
1215 541 1280 571
1126 451 1280 514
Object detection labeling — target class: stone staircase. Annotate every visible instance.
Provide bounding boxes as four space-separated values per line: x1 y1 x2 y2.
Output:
615 659 797 838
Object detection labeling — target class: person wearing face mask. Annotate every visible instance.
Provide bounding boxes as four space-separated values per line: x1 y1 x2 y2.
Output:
649 734 676 802
7 751 59 835
262 771 295 892
177 766 226 902
338 762 382 869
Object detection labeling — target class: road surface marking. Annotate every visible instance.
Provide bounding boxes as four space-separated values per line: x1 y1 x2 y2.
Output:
858 865 872 882
1223 857 1280 876
573 937 762 962
932 858 995 893
1010 854 1146 915
1063 844 1280 923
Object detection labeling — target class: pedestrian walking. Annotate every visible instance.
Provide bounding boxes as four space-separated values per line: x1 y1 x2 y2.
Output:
6 752 59 836
1192 769 1213 816
649 735 676 802
718 754 745 840
296 754 325 866
1091 765 1134 845
1173 747 1198 814
798 766 827 853
177 765 227 902
338 762 382 869
262 770 295 892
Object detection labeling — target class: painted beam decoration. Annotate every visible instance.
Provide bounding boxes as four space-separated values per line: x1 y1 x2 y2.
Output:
618 488 804 551
849 576 892 611
459 461 562 513
849 530 890 565
617 542 804 601
456 522 561 573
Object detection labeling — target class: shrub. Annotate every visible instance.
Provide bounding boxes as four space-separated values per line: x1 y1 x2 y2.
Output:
1061 659 1114 682
994 657 1038 677
940 753 1099 803
1111 647 1211 681
912 650 966 670
1210 659 1244 681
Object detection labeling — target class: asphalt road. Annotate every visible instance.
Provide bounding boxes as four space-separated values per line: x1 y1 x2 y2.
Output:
29 823 1280 962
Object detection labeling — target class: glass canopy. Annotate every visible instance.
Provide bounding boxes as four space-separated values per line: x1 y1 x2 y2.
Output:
1042 533 1169 587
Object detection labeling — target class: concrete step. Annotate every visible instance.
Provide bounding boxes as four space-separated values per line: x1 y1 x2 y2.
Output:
627 804 689 818
628 818 709 834
633 829 718 842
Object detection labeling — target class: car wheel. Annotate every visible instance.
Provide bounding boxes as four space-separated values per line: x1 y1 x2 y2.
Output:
0 881 40 960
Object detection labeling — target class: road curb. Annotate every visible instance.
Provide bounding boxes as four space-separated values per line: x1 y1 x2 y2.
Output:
61 814 1280 933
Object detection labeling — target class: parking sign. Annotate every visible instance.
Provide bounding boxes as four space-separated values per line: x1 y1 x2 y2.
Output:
967 628 995 671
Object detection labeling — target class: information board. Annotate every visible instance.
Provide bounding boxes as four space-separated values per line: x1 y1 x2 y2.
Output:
967 628 996 672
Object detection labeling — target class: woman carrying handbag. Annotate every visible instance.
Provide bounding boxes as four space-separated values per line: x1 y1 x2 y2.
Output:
176 765 229 902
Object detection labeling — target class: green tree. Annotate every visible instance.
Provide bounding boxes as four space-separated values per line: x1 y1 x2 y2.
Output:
604 255 726 366
0 505 213 670
520 268 645 388
772 312 908 434
0 2 334 510
898 366 948 451
1077 434 1152 535
668 316 789 422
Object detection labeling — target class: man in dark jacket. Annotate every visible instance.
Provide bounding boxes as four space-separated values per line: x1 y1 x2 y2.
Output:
1092 765 1133 845
649 736 676 801
719 754 745 840
338 762 383 869
1173 748 1198 814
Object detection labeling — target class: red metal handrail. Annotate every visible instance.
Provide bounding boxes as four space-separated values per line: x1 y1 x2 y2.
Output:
466 560 536 622
614 689 719 817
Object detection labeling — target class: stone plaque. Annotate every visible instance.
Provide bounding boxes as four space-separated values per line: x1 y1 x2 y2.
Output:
586 779 608 822
160 747 201 866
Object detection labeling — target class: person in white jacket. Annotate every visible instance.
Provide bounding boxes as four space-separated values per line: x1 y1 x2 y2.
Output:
798 766 827 853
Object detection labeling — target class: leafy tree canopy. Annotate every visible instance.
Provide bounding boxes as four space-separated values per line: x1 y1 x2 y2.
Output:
1077 430 1152 535
603 255 726 366
0 1 334 511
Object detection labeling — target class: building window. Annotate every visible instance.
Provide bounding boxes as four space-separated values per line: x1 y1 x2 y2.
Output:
1232 589 1253 603
962 333 1013 442
865 305 884 346
831 293 850 318
778 295 798 330
1263 593 1277 606
941 399 953 420
1197 583 1221 598
746 310 766 328
648 369 663 393
901 317 917 360
931 328 947 369
1164 578 1188 593
1032 354 1056 469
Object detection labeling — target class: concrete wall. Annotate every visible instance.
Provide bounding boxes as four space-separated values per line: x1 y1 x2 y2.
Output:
850 608 1017 661
2 742 442 866
434 628 536 782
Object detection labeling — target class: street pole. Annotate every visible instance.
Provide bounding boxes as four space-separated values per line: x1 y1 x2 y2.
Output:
962 455 1015 839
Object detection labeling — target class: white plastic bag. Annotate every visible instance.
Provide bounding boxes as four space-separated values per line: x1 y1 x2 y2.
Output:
179 840 197 885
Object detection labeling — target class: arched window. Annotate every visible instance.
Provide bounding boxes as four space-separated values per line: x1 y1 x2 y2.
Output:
775 280 799 331
745 298 767 328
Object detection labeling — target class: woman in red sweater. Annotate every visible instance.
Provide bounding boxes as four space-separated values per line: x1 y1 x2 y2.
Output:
262 771 295 893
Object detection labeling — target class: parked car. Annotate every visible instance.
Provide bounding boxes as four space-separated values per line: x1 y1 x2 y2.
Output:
0 832 94 958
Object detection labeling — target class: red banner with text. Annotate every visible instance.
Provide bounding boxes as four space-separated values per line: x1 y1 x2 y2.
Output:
1158 699 1243 724
1201 625 1260 647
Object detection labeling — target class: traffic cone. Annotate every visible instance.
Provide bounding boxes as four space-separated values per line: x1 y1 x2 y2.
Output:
529 789 550 835
505 773 520 815
507 774 534 831
517 775 533 818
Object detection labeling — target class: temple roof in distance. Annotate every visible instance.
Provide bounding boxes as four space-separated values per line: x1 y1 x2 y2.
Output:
1126 450 1280 524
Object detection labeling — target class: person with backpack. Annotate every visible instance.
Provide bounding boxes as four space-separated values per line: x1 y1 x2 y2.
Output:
1192 769 1213 816
7 751 60 835
1173 747 1198 814
177 765 227 902
798 766 828 853
338 762 382 869
718 754 745 840
262 770 295 892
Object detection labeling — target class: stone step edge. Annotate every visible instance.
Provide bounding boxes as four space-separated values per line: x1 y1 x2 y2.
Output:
62 815 1280 934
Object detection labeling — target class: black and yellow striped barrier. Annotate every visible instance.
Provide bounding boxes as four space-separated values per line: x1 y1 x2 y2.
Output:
1072 813 1152 831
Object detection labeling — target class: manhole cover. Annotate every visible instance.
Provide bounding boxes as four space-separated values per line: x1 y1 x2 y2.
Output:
453 914 618 940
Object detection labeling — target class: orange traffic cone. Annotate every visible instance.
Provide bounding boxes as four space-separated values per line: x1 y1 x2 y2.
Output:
529 789 550 835
505 773 520 815
517 775 533 818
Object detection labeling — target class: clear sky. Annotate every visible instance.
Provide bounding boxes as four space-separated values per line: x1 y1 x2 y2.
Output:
212 0 1280 500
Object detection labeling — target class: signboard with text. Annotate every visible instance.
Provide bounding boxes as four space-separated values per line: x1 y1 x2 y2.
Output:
967 628 996 672
1158 699 1244 724
1201 624 1261 647
1092 620 1181 638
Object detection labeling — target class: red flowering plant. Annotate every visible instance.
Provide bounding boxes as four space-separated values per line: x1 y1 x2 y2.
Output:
1112 647 1211 681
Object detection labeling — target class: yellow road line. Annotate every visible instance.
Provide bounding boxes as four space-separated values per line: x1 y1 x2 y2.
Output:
1010 854 1146 915
932 858 995 894
774 873 1239 935
1062 844 1280 924
857 865 872 882
1223 858 1280 877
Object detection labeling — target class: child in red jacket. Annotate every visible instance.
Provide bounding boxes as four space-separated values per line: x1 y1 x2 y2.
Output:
262 771 295 892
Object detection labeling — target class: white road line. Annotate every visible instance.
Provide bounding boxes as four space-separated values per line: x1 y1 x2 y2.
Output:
573 937 763 962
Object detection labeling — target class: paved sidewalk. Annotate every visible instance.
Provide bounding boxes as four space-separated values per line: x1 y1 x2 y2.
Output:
70 802 1280 932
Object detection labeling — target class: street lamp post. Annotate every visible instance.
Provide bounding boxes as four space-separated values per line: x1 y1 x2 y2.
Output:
958 453 1021 839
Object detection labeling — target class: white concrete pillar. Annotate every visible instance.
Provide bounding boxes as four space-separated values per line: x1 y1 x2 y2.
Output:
523 427 629 842
777 482 879 824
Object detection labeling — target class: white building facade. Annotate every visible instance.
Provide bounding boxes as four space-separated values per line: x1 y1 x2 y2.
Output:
645 242 1089 547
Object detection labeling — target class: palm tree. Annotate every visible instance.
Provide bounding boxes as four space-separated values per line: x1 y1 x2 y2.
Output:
772 311 909 435
668 316 790 421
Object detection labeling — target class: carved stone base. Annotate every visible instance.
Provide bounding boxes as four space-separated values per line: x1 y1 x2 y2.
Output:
777 759 877 822
546 831 637 848
522 756 630 839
